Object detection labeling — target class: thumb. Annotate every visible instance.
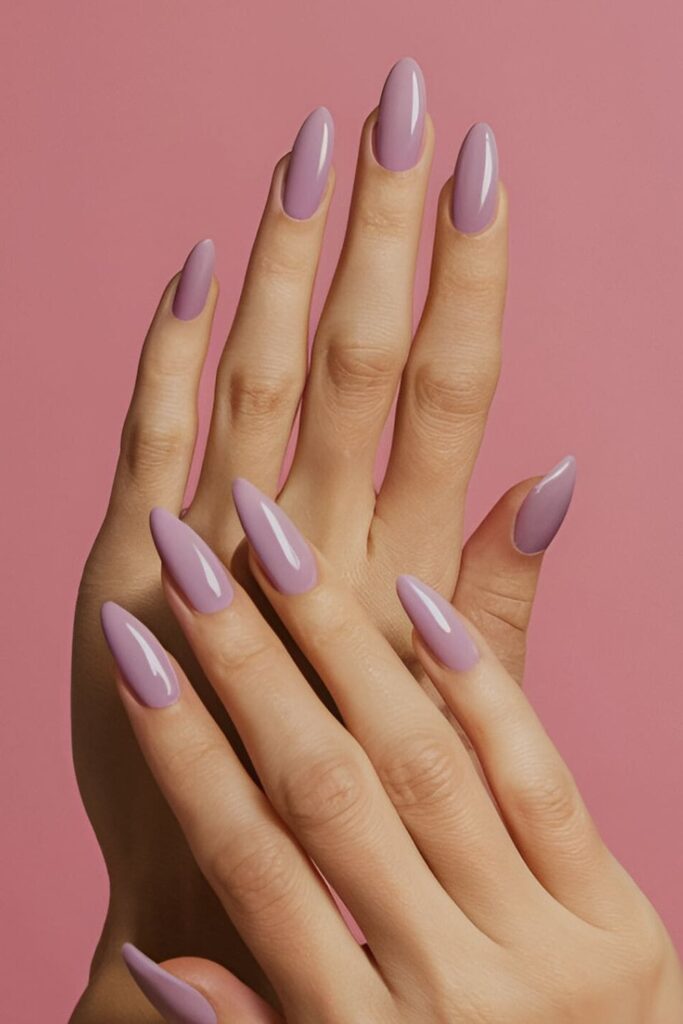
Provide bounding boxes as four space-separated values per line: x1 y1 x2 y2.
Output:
454 455 576 684
122 943 282 1024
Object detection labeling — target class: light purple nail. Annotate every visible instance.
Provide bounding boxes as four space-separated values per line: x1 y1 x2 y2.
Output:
396 575 480 672
451 122 499 234
100 603 179 708
373 56 426 171
122 943 217 1024
172 239 215 321
231 478 317 595
282 106 334 220
149 508 234 614
513 455 577 555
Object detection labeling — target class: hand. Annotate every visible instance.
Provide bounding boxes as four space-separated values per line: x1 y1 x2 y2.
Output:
71 59 576 1015
101 487 682 1023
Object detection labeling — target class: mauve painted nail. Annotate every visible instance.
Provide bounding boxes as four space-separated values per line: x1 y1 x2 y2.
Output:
282 106 334 220
374 56 426 171
513 455 577 555
122 943 217 1024
396 575 480 671
231 478 317 595
172 238 215 321
451 122 499 234
101 602 179 708
149 507 234 614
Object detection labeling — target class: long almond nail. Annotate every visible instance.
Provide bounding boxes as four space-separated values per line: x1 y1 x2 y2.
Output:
451 122 499 234
396 575 480 671
150 508 234 614
231 478 317 594
374 56 426 171
172 238 215 320
282 106 334 219
100 603 179 707
513 455 577 554
122 943 217 1024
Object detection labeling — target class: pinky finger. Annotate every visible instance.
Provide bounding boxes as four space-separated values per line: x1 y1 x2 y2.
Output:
396 574 636 929
122 943 283 1024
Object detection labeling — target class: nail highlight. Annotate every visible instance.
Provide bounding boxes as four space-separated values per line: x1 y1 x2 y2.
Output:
451 122 499 234
172 239 215 321
150 508 234 614
396 575 480 671
122 943 217 1024
231 478 317 595
282 106 334 219
374 56 426 171
100 603 179 707
513 455 577 555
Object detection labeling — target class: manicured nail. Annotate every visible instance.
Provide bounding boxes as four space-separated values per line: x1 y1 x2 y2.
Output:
122 943 217 1024
149 508 234 614
396 575 480 671
451 122 499 234
513 455 577 555
282 106 334 219
100 603 179 707
231 478 317 595
172 238 215 321
374 56 426 171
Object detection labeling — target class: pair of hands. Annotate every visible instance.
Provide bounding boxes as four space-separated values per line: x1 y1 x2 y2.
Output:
69 57 680 1020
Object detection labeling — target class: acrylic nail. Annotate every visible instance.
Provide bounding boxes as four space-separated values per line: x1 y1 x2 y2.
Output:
374 56 426 171
231 478 317 595
451 122 499 234
122 943 217 1024
100 602 179 708
172 238 215 321
513 455 577 555
396 575 480 671
149 507 234 614
282 106 334 219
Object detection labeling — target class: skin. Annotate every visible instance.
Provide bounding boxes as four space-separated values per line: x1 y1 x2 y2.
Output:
71 107 557 1019
112 522 683 1021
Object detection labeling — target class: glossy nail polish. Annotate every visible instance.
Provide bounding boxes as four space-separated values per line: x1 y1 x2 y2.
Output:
100 602 179 707
513 455 577 555
231 478 317 595
122 943 217 1024
149 508 234 614
451 122 499 234
396 575 480 671
282 106 334 219
374 56 426 171
172 239 215 321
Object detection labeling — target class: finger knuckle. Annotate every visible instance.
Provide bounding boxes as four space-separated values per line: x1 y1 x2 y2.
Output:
209 827 298 919
280 751 371 835
121 418 191 476
438 248 507 305
323 335 400 412
461 571 534 636
377 732 462 810
510 767 584 833
354 193 414 241
411 357 500 425
225 366 300 420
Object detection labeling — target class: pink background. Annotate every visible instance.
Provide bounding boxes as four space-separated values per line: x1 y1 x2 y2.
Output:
2 1 682 1018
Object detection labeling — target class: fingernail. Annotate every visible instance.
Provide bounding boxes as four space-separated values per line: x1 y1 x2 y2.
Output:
451 122 499 234
100 603 179 707
396 575 480 671
373 56 426 171
122 943 217 1024
172 238 215 321
149 508 234 614
513 455 577 555
231 478 317 595
282 106 334 219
